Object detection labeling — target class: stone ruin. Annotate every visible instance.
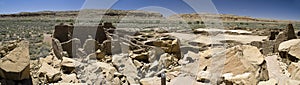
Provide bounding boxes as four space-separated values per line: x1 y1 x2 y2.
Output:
250 24 298 55
52 22 115 58
4 21 295 84
44 22 186 84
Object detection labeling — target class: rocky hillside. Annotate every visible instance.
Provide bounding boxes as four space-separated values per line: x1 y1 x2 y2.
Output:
169 13 296 23
0 9 163 20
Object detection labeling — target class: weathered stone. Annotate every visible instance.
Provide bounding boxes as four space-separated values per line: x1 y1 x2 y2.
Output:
159 53 179 69
52 38 64 59
40 55 61 68
288 62 300 80
265 55 290 84
61 57 76 74
286 79 300 85
112 54 139 84
112 77 121 85
133 60 143 68
61 38 81 58
145 37 181 59
38 62 61 82
274 24 297 53
169 76 198 85
215 45 268 85
130 52 149 62
148 47 165 63
145 40 163 46
286 24 297 40
83 39 101 55
53 23 71 42
272 33 284 53
0 78 32 85
76 62 108 84
298 31 300 36
96 62 117 81
257 78 277 85
162 38 181 59
196 71 211 83
140 77 161 85
180 51 198 65
0 41 30 80
96 50 106 61
59 73 79 83
278 39 300 61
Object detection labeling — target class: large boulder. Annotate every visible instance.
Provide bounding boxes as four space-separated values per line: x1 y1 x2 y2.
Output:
61 57 76 74
288 62 300 80
278 39 300 58
38 62 62 82
0 41 30 80
112 54 139 84
208 45 269 85
278 39 300 62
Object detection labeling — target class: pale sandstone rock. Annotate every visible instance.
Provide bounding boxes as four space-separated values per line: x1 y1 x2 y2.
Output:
0 41 30 80
38 62 61 82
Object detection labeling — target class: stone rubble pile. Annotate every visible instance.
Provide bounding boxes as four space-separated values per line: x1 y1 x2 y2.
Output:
2 23 300 85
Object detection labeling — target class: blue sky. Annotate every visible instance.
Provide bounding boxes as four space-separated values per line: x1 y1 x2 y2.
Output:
0 0 299 20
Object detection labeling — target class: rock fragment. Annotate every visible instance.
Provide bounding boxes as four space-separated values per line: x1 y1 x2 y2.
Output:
0 41 30 80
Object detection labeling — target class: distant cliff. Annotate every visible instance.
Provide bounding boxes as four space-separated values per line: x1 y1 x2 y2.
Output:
0 9 163 18
169 13 295 22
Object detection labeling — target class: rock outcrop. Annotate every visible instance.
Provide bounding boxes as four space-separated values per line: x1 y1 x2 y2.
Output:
0 41 30 80
278 39 300 63
199 45 269 84
286 24 297 40
221 45 269 84
288 62 300 80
